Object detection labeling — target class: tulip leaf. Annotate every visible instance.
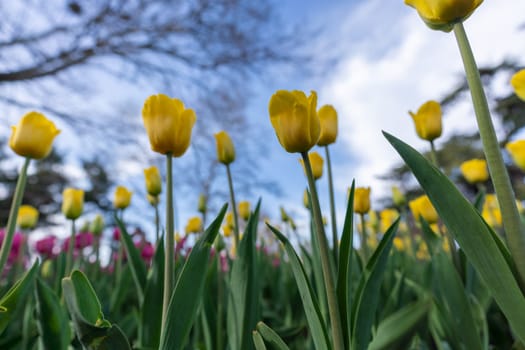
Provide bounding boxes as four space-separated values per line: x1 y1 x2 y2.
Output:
226 200 262 350
337 180 355 349
351 218 399 350
62 270 131 349
34 278 71 350
0 261 38 335
267 224 330 350
252 330 267 350
115 215 147 303
384 131 525 342
160 204 227 350
255 321 290 350
139 238 164 349
368 297 431 350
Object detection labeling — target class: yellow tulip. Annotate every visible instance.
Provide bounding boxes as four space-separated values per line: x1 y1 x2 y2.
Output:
238 201 250 221
409 100 442 142
482 194 502 227
17 205 39 229
214 131 236 165
142 94 196 156
404 0 483 32
391 186 406 207
268 90 320 153
416 242 430 260
62 188 84 220
114 186 133 210
198 194 207 214
317 104 338 146
409 195 438 224
459 159 489 184
226 211 234 228
144 166 162 196
9 111 60 159
185 216 203 234
303 189 310 209
222 225 233 238
511 70 525 101
380 209 399 233
506 140 525 171
300 151 324 180
354 187 371 215
393 237 406 252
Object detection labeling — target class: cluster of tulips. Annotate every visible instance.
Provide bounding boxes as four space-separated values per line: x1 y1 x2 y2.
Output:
1 0 525 349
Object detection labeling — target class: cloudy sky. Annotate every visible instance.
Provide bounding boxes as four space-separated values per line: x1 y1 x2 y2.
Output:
251 0 525 232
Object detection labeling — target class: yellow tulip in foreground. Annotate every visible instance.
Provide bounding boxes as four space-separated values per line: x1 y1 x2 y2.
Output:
144 166 162 196
409 100 442 142
214 131 236 165
268 90 319 153
114 186 133 210
9 111 60 159
460 159 489 184
62 188 84 220
511 70 525 101
300 152 324 180
238 201 251 221
142 94 197 156
17 205 39 229
409 195 438 224
506 140 525 171
317 104 338 146
185 216 203 234
404 0 483 32
354 187 371 215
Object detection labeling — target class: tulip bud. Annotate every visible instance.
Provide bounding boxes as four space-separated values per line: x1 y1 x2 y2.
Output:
214 131 236 165
317 104 338 146
144 166 162 196
511 70 525 101
354 187 371 215
391 186 406 207
114 186 133 210
404 0 483 32
222 225 233 238
62 188 84 220
300 151 324 180
409 195 438 224
268 90 320 153
142 94 196 156
9 111 60 159
459 159 489 184
505 140 525 171
90 214 105 236
198 194 207 214
280 207 290 223
409 101 442 142
17 205 39 229
238 201 250 221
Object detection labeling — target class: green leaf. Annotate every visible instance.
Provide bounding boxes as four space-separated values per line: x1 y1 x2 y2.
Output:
252 330 267 350
35 278 71 350
226 200 262 350
62 270 131 349
368 298 431 350
160 204 227 350
0 261 38 334
139 238 164 350
267 224 330 350
384 131 525 342
351 218 399 350
337 180 355 348
256 321 290 350
115 215 147 303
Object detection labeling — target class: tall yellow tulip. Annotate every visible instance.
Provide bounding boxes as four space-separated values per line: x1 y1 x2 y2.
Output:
317 105 338 146
511 70 525 101
300 152 324 180
9 112 60 159
409 100 442 142
142 94 196 157
404 0 483 32
114 186 133 210
144 166 162 196
62 188 84 220
460 159 489 184
354 187 371 215
506 140 525 171
238 201 250 221
409 195 438 224
268 90 319 153
17 205 39 229
214 131 236 165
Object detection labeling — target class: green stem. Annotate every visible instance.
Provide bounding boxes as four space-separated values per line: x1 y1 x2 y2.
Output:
360 213 370 262
216 255 224 350
155 202 160 242
301 152 344 350
65 219 76 275
429 140 439 168
226 164 240 248
161 154 175 338
0 157 30 276
325 145 339 264
454 22 525 287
